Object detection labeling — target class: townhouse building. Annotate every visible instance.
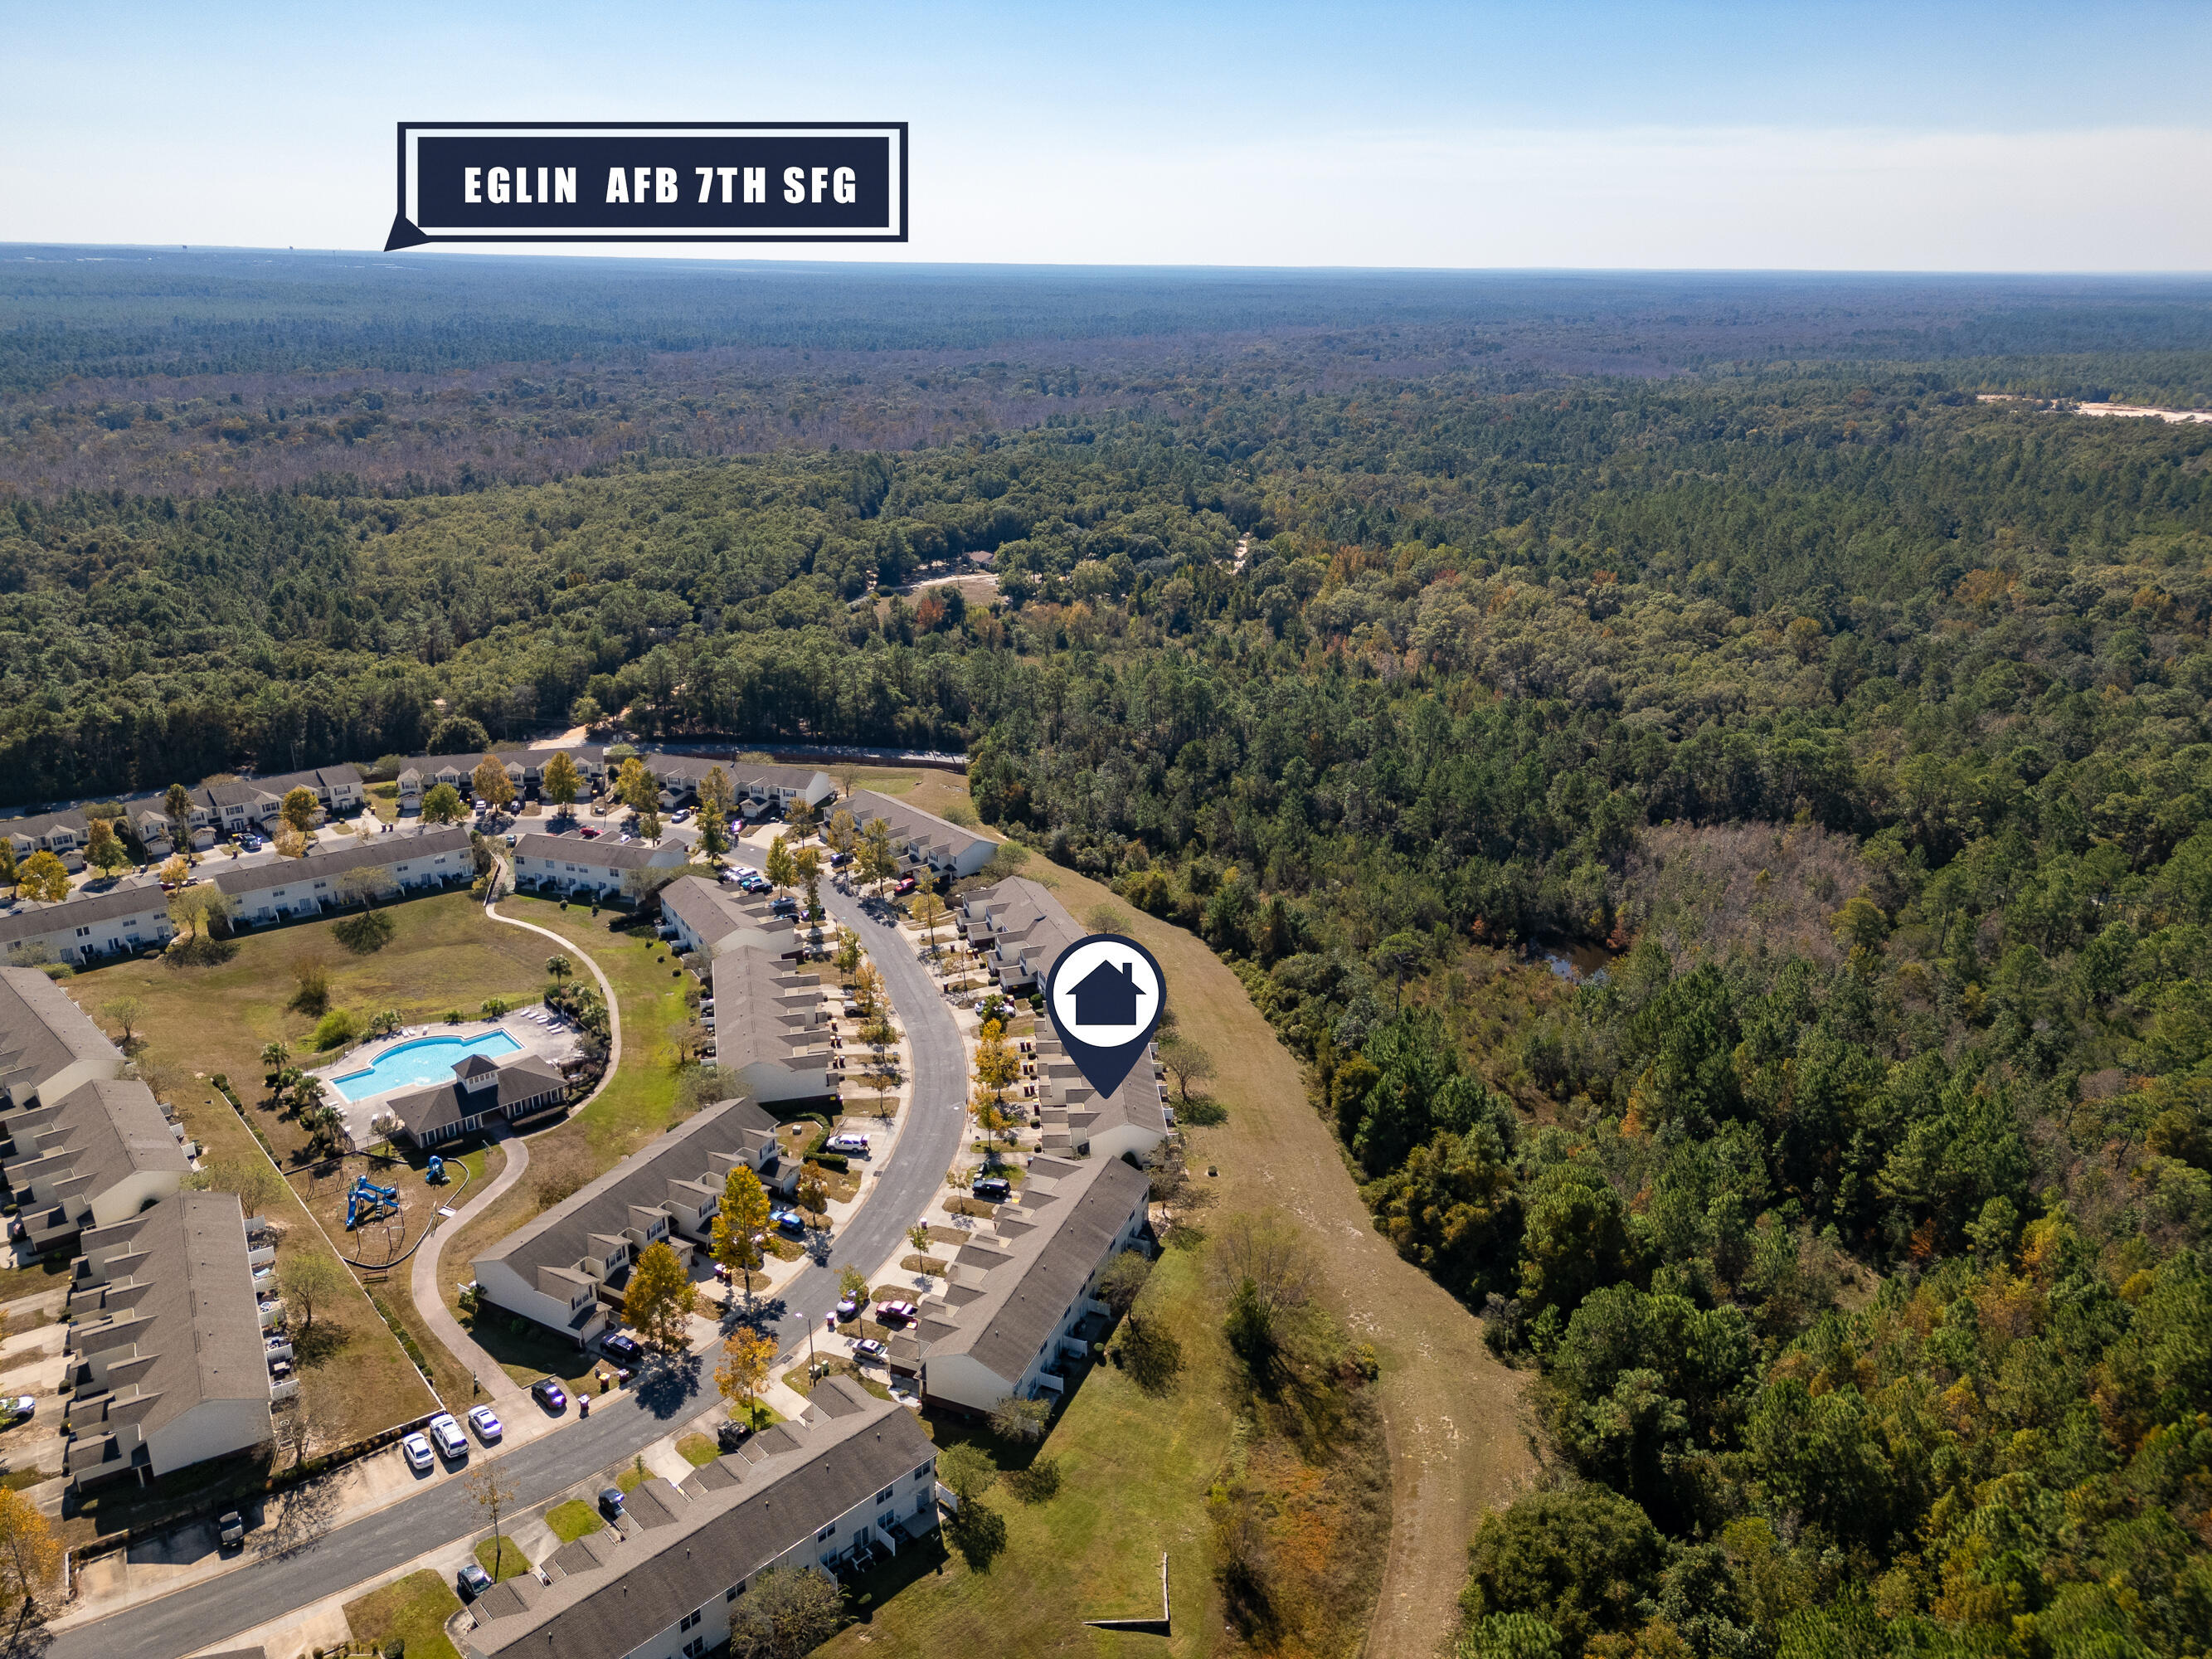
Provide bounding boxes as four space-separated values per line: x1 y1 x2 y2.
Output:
62 1191 275 1491
892 1152 1155 1417
0 966 124 1112
197 765 365 836
2 1076 189 1257
953 876 1087 992
458 1378 937 1659
472 1095 788 1345
510 833 687 900
844 790 995 880
656 877 833 1105
0 880 175 966
212 826 473 926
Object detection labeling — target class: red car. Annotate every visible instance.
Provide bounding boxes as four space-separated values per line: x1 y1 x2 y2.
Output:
893 876 918 896
873 1300 918 1325
577 825 601 839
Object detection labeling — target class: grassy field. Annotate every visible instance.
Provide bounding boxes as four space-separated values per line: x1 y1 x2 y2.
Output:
545 1498 604 1542
344 1568 462 1659
675 1432 720 1467
819 1248 1231 1659
73 891 554 1170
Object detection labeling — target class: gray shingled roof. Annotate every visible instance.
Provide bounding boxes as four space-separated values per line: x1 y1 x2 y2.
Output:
513 832 679 873
847 790 991 864
2 1076 187 1202
0 966 123 1105
925 1154 1150 1385
475 1095 779 1282
66 1192 270 1450
383 1054 570 1139
465 1378 932 1659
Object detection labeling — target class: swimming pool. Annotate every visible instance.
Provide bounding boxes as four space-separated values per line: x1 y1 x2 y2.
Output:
332 1031 522 1101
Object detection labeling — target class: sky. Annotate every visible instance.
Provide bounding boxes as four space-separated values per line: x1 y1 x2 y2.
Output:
3 0 2208 270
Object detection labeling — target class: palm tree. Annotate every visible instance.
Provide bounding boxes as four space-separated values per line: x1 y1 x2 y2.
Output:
260 1039 290 1071
546 953 574 984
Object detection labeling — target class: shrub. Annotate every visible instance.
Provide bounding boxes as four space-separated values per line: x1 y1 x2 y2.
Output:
311 1009 362 1050
443 1009 464 1024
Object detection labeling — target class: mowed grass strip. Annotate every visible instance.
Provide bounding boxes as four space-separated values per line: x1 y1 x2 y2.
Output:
545 1499 604 1543
343 1568 463 1659
819 1248 1229 1659
475 1535 532 1579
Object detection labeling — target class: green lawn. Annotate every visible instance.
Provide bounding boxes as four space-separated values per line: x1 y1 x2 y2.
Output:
676 1433 720 1467
545 1499 605 1543
72 890 553 1170
819 1248 1230 1659
0 1254 71 1311
615 1458 653 1495
343 1569 463 1659
475 1535 532 1579
500 896 695 1160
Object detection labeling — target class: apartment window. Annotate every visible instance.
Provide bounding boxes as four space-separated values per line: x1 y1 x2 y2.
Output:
683 1639 707 1659
75 927 90 938
816 1523 837 1542
913 1458 936 1482
878 1511 897 1531
875 1486 896 1504
679 1609 702 1632
726 1580 746 1602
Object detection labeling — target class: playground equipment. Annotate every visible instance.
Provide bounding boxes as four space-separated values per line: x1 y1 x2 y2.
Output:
425 1155 447 1185
345 1175 401 1230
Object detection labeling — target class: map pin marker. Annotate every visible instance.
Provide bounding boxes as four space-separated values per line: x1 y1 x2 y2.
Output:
1043 934 1167 1100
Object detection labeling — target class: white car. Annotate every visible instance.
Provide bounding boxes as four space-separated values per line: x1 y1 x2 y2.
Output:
401 1432 435 1473
827 1133 871 1155
427 1413 468 1460
467 1404 503 1443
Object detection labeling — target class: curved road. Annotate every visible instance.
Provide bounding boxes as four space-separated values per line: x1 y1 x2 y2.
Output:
48 887 969 1659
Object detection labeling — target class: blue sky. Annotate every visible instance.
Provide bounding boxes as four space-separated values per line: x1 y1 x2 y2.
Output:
4 1 2207 268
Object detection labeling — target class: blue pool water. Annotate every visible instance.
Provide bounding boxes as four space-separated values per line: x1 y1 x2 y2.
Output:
332 1031 522 1101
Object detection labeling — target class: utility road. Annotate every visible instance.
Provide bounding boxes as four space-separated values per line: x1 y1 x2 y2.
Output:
47 883 968 1659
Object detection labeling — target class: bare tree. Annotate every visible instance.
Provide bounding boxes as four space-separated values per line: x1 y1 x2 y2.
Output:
468 1458 522 1578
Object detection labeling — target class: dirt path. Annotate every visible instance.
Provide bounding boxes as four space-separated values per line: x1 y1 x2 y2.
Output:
1040 864 1539 1657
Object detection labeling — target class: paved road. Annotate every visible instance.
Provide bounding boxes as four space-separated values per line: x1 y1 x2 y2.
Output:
47 888 969 1659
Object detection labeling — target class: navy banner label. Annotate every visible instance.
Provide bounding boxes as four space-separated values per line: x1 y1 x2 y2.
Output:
386 123 907 249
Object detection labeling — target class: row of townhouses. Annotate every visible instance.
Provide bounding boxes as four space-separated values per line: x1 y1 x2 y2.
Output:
62 1192 279 1491
655 876 838 1105
2 766 367 867
0 967 190 1255
0 826 473 966
844 790 997 880
0 967 276 1489
471 1096 796 1348
393 749 832 819
458 1377 938 1659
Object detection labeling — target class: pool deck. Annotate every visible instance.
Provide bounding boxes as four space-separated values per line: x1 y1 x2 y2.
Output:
313 1014 582 1146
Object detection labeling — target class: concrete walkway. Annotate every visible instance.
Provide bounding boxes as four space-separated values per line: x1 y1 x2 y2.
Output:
407 1125 531 1408
394 859 630 1408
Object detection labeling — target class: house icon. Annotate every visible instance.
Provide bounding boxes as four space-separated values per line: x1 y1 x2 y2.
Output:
1069 959 1145 1027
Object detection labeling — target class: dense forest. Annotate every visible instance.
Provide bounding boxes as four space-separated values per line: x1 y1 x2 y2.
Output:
5 260 2212 1659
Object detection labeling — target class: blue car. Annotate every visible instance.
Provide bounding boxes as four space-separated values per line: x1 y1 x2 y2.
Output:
773 1209 805 1233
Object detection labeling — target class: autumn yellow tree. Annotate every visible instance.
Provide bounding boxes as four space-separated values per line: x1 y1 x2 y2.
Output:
472 755 517 815
542 750 582 817
0 1486 61 1610
624 1240 698 1352
15 852 67 904
615 756 662 839
711 1165 771 1303
970 1017 1022 1147
715 1327 777 1431
280 786 318 836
